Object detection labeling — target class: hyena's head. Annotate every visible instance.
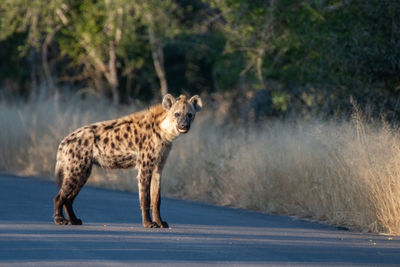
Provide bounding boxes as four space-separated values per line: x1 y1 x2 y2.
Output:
162 94 202 135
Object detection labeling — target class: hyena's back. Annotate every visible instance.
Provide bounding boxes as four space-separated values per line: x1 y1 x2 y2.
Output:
55 117 141 188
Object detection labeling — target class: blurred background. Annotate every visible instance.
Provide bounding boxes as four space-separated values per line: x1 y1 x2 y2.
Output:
1 0 400 118
1 0 400 235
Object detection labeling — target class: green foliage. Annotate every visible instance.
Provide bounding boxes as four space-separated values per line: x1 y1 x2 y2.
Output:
0 0 400 118
262 0 400 116
0 0 64 50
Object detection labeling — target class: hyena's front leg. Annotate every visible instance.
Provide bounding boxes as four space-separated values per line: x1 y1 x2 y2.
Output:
138 169 157 228
151 167 168 228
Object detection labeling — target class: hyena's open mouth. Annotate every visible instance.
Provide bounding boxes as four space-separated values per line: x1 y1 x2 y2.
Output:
178 126 189 134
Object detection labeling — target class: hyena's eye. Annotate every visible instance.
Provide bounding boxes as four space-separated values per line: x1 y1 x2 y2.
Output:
187 113 193 119
174 112 180 118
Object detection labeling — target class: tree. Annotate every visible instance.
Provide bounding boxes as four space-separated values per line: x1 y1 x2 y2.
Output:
0 0 65 96
131 0 182 98
56 0 127 105
0 0 184 102
204 0 276 90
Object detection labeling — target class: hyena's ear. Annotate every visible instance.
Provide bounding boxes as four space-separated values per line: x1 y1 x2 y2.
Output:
162 94 176 110
189 95 202 112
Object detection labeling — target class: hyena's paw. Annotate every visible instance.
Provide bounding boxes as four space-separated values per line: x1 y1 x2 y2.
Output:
54 215 68 225
155 221 169 228
143 221 160 228
69 218 83 225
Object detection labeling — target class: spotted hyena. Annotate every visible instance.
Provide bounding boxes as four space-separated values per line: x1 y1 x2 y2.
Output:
53 94 202 228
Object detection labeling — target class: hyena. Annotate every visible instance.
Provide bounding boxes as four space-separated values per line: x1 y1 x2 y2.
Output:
53 94 202 228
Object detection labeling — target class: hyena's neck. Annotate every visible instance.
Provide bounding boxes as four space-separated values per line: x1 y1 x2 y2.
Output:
150 104 180 143
159 117 180 142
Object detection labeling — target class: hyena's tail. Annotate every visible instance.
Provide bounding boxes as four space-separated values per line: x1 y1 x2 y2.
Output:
55 161 64 188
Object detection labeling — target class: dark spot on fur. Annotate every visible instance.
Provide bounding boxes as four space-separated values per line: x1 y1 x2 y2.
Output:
85 151 89 156
84 139 89 146
134 129 138 135
124 133 128 139
104 125 113 130
116 120 132 128
127 126 131 131
135 137 139 144
146 124 151 130
114 128 120 133
94 135 100 142
128 141 133 147
78 139 82 146
111 142 115 149
69 149 73 154
104 137 109 144
66 138 76 144
116 135 120 141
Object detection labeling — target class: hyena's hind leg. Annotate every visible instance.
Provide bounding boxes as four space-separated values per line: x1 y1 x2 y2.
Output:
63 192 83 225
53 166 68 225
53 165 92 225
53 191 68 225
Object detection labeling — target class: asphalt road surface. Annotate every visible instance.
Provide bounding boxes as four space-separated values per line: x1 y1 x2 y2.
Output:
1 174 400 266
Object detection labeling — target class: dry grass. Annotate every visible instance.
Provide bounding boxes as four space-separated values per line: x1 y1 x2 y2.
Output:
1 95 400 235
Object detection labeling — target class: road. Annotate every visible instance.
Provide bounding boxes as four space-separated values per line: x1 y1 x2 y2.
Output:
0 174 399 266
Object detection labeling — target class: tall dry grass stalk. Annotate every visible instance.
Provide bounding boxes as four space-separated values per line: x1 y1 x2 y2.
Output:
1 96 400 235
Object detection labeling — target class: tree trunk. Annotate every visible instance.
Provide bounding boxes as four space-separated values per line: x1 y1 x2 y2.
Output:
123 56 135 102
41 25 61 96
80 34 120 105
147 16 168 97
105 40 120 105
